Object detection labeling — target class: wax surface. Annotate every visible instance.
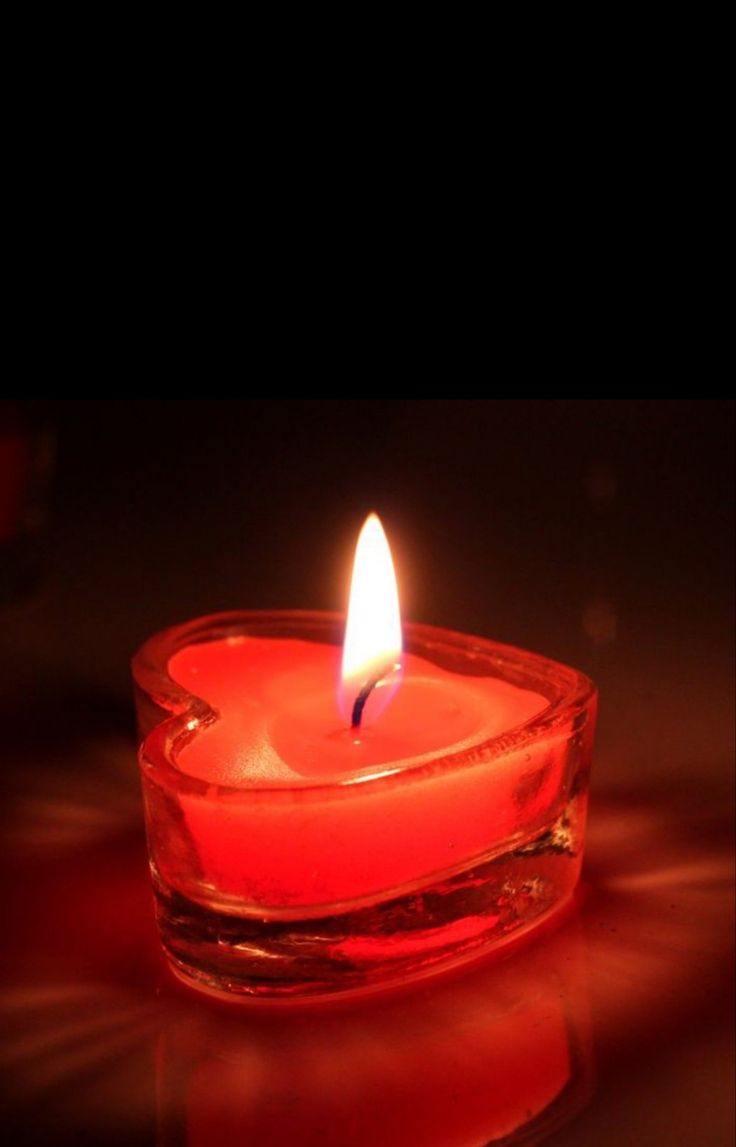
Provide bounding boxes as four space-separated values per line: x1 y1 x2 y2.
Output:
169 636 548 786
161 636 568 907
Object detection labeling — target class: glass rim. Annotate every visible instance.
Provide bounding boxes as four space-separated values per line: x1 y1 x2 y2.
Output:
133 609 596 801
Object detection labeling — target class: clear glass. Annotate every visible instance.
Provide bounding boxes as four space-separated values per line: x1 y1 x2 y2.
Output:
133 611 597 1000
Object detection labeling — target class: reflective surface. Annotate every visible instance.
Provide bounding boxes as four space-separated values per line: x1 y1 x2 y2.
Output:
1 400 733 1145
0 727 731 1145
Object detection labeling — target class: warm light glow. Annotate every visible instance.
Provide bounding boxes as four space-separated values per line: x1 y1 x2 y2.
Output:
341 513 403 727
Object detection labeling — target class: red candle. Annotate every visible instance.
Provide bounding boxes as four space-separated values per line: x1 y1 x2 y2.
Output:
134 515 596 999
169 638 552 907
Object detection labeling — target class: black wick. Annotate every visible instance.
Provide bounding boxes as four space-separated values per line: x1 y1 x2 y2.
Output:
350 663 397 730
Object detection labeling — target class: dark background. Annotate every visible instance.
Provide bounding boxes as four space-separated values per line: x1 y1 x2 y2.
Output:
1 399 734 1145
8 398 734 792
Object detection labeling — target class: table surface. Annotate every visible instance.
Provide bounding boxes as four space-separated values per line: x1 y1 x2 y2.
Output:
1 400 733 1145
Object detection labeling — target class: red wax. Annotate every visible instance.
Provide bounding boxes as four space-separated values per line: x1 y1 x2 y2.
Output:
167 637 556 909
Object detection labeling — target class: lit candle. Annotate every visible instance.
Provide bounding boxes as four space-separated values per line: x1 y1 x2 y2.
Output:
134 515 597 999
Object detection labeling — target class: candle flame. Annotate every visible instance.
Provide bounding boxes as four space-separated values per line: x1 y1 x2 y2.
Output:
340 513 403 728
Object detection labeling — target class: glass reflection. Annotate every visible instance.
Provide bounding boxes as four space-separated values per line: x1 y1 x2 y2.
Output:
156 915 594 1147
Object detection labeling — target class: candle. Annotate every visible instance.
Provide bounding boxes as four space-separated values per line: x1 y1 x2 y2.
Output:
134 516 597 999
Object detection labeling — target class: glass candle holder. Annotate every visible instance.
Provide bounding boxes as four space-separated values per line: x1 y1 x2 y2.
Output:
133 611 596 1000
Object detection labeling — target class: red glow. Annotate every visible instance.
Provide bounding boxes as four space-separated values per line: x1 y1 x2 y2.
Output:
167 637 552 907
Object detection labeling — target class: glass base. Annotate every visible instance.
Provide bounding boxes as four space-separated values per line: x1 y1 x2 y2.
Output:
154 804 583 1000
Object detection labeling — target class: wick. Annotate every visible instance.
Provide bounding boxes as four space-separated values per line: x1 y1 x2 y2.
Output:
350 663 395 730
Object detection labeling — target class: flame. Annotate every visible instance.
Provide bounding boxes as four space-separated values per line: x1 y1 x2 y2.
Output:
340 513 403 728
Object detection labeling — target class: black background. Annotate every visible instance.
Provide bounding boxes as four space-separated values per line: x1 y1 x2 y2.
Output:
14 398 734 793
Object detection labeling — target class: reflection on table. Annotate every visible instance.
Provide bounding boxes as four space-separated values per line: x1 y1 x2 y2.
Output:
0 726 732 1146
156 914 593 1146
